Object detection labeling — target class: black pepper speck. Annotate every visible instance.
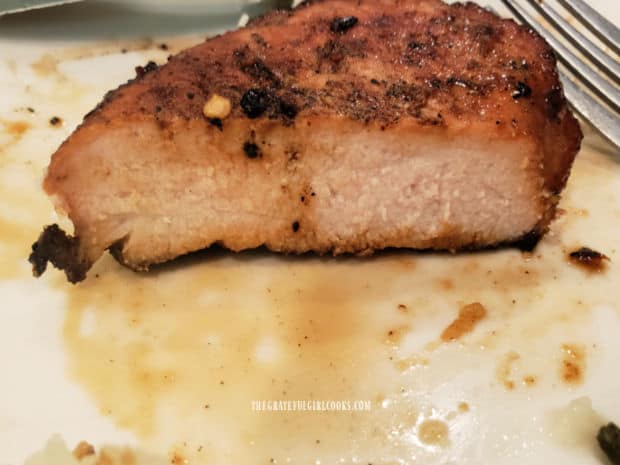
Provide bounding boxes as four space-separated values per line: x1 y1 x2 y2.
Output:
243 142 261 159
135 60 158 78
330 16 358 34
278 99 298 120
208 118 223 131
512 81 532 99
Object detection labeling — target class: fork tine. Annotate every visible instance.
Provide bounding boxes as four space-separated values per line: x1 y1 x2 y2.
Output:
501 0 620 114
557 0 620 54
526 0 620 84
560 72 620 148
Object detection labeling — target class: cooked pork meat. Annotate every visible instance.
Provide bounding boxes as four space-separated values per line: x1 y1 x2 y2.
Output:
30 0 582 283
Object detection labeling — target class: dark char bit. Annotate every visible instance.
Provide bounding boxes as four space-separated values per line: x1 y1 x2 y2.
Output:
568 247 610 272
243 142 261 159
29 224 90 284
330 16 358 34
278 99 298 119
292 221 300 233
514 230 541 252
240 88 298 121
545 87 564 120
598 423 620 465
49 116 62 126
241 88 271 118
512 81 532 99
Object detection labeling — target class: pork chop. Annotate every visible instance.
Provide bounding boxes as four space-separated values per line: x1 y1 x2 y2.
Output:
30 0 583 283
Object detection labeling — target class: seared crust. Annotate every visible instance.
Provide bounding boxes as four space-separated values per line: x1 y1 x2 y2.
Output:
63 0 580 192
36 0 582 282
86 2 555 125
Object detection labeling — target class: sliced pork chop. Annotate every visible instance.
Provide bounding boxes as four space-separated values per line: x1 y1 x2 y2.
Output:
30 0 582 283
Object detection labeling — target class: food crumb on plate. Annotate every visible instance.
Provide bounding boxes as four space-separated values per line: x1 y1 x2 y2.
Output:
418 419 450 447
441 302 487 342
560 344 586 385
49 116 63 127
72 441 95 460
496 351 520 391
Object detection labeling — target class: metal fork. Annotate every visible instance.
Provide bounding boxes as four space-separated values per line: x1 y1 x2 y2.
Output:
501 0 620 149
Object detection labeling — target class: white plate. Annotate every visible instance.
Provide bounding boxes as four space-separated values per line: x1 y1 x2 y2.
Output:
1 2 619 465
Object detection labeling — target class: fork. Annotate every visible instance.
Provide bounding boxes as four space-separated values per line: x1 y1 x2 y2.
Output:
501 0 620 149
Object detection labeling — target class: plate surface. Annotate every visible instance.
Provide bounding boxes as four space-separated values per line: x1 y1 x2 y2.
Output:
1 1 619 465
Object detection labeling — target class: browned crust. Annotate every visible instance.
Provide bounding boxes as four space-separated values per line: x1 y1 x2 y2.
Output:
28 219 547 279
